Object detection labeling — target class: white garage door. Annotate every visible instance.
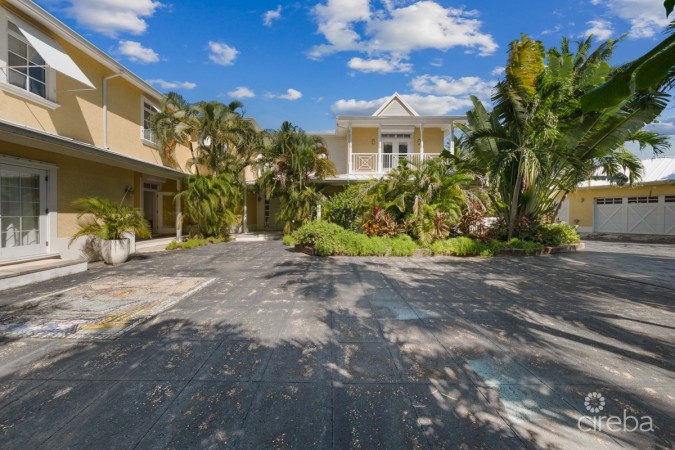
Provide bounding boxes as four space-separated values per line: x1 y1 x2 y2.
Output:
594 195 675 235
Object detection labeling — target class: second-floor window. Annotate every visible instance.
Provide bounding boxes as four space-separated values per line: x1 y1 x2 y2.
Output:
7 21 46 98
142 99 159 144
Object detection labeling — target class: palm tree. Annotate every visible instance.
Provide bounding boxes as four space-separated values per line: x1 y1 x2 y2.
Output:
257 121 337 232
461 34 670 240
174 173 239 237
147 92 200 174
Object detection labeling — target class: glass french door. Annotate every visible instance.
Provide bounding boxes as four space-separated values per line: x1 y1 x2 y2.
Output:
381 134 410 170
0 164 47 261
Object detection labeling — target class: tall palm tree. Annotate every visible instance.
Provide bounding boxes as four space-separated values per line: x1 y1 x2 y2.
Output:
461 34 670 240
257 121 336 232
147 92 200 174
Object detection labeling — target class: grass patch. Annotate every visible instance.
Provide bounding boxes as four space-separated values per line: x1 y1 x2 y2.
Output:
166 237 225 250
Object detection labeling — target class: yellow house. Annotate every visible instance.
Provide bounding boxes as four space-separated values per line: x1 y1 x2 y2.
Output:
0 0 191 264
245 93 465 231
559 157 675 236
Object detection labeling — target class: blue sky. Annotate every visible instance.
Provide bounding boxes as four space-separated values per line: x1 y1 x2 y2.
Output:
37 0 674 149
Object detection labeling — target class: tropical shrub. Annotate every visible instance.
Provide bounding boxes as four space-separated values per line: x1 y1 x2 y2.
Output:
291 221 346 256
362 205 405 237
537 222 580 246
431 237 493 257
335 231 389 256
282 235 296 246
70 197 150 242
324 184 368 232
175 174 238 238
166 237 225 250
388 234 419 256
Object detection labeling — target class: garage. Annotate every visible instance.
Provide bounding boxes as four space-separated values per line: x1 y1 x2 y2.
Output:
594 195 675 235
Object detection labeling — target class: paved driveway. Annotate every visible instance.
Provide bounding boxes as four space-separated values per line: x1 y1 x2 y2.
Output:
0 240 673 449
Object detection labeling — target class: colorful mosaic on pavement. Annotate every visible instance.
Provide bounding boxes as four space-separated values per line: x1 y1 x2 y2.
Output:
0 276 214 339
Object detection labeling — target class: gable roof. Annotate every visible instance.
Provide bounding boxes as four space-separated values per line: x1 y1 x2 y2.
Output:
372 92 419 117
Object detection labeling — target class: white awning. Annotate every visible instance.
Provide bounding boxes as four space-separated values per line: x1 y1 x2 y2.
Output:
16 21 95 89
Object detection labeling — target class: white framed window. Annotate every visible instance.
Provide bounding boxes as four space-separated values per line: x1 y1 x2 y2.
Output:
7 20 47 98
141 96 159 145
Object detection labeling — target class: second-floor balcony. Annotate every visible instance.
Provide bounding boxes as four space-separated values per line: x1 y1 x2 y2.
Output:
350 153 440 174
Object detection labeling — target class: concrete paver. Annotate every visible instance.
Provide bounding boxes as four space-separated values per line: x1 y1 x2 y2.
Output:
0 240 673 449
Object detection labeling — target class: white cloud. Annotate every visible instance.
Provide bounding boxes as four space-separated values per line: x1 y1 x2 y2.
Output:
264 5 282 26
309 0 497 64
645 116 675 136
117 40 159 63
410 75 494 99
147 79 196 90
63 0 162 37
266 88 303 101
347 57 412 73
491 66 505 76
430 58 444 67
228 86 256 99
332 93 473 116
308 0 371 58
208 41 239 66
591 0 669 38
583 19 614 40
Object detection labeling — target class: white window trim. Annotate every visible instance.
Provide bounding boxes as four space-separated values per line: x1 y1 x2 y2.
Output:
0 9 58 106
140 95 159 148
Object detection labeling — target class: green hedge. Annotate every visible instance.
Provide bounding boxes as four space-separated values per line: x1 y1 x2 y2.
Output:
292 221 580 257
292 222 419 256
166 237 225 250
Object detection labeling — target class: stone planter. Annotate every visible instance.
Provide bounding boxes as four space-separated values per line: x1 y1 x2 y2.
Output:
295 244 315 256
100 238 131 265
498 242 585 257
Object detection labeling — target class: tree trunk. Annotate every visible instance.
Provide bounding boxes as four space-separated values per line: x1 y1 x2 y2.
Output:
507 159 524 240
189 142 200 176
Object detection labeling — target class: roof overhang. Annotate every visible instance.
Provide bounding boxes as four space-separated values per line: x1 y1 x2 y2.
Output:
334 115 466 136
6 0 163 100
0 119 186 180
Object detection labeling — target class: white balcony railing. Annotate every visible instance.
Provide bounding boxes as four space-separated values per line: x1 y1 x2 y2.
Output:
351 153 440 174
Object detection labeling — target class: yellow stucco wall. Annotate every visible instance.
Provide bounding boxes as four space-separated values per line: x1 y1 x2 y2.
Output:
352 128 378 154
568 184 675 228
419 128 445 153
0 142 136 238
0 4 191 172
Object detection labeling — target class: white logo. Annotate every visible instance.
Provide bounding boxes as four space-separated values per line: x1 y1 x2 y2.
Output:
584 392 605 413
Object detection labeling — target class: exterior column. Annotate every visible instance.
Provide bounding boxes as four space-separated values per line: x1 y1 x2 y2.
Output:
175 179 182 241
347 124 353 174
242 186 248 234
420 124 424 159
450 122 455 155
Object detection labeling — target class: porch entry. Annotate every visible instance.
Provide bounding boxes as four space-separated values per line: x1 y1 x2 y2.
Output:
381 133 410 170
0 163 47 261
142 181 176 235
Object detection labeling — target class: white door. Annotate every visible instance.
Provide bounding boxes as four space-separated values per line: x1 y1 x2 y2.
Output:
594 196 675 235
0 163 47 261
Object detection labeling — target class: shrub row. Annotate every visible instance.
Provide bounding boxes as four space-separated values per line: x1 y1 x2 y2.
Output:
291 221 419 256
166 237 225 250
291 221 580 257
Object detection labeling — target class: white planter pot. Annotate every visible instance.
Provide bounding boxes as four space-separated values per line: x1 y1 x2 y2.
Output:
100 238 131 265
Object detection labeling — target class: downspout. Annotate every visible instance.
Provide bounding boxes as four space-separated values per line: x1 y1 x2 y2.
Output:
103 72 124 149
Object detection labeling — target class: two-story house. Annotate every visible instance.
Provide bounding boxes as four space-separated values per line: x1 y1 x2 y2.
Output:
247 93 465 231
0 0 190 265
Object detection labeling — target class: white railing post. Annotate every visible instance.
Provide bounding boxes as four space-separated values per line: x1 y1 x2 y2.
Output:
348 125 353 174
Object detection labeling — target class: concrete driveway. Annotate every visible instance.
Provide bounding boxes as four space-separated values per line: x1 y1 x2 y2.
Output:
0 240 673 449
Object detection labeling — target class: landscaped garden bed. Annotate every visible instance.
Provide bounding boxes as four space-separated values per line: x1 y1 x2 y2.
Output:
286 221 582 257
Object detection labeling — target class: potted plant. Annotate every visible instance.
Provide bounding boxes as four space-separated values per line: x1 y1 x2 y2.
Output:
70 197 151 264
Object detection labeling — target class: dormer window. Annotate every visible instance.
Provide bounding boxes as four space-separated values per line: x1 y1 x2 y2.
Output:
8 21 47 98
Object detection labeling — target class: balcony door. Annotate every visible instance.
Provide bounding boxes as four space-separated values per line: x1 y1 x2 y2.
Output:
0 163 47 261
381 133 410 170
